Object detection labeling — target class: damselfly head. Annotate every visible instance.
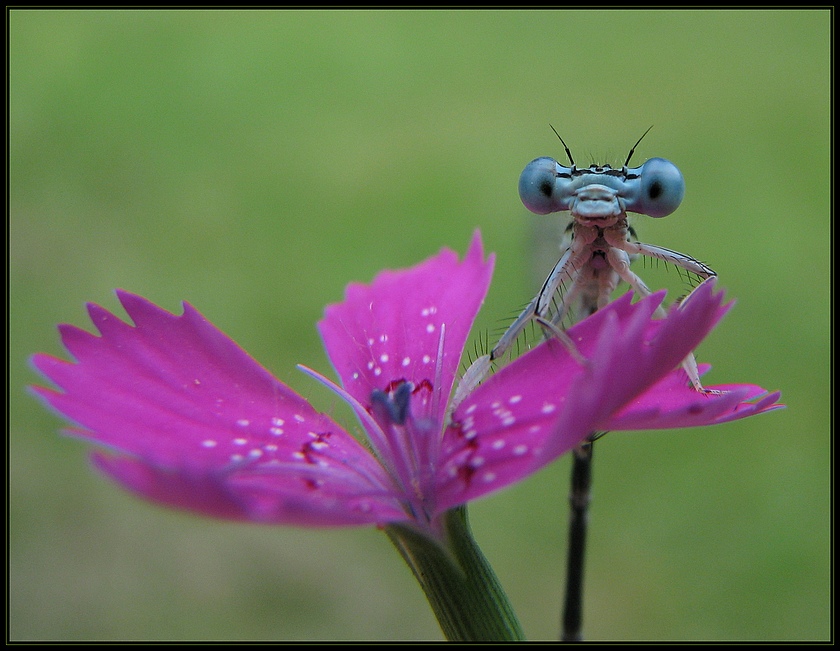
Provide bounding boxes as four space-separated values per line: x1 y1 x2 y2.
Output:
519 129 685 219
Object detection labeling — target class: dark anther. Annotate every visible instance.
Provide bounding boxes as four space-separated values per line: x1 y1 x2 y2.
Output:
370 381 413 425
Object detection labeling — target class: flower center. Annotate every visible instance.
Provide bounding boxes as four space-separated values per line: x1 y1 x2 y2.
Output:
370 380 439 523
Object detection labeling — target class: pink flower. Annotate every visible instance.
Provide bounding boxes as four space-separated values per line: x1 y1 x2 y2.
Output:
30 232 782 533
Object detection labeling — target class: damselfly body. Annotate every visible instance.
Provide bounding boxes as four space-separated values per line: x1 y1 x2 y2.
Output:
455 130 716 404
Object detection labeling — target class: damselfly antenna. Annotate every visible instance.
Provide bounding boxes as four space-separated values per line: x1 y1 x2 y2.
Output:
624 125 654 167
549 124 575 167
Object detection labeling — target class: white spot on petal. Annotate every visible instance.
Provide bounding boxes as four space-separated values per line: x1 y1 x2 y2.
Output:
502 416 516 426
270 427 284 436
271 417 284 427
380 354 389 363
465 404 477 415
201 440 217 448
423 355 432 364
482 471 497 483
294 414 305 422
402 356 411 366
492 439 505 450
233 438 247 446
509 395 522 404
248 449 262 459
541 403 556 414
426 323 435 333
374 367 382 376
513 444 528 456
236 419 250 427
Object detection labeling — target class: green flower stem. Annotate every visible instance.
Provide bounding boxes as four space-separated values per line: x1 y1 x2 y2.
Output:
385 506 525 641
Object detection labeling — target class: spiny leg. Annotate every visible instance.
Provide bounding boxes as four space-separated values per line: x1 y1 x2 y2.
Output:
451 246 589 410
491 237 595 363
604 226 715 284
606 246 715 393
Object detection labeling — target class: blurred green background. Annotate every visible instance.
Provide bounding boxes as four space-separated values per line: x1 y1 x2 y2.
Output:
10 9 829 641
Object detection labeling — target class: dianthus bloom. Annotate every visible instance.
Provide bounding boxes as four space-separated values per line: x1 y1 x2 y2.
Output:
30 232 781 537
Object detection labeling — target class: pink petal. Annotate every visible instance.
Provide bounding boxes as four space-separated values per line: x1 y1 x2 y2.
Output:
606 364 784 430
436 337 587 508
91 452 406 527
318 231 494 421
30 291 401 526
576 279 733 426
434 282 737 510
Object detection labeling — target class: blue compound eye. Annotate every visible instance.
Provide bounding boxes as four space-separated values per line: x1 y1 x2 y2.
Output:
519 157 571 215
634 157 685 218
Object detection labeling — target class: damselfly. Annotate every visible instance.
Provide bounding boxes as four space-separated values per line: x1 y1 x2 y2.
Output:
455 130 716 404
